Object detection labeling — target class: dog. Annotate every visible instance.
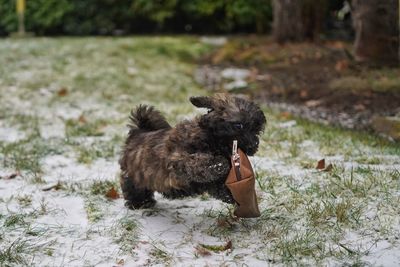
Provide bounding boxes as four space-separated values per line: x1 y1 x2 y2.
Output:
119 94 266 209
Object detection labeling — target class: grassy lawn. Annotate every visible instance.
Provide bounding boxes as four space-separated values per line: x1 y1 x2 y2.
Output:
0 37 399 266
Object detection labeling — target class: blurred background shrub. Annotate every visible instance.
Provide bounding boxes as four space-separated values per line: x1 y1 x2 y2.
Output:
0 0 353 36
0 0 273 35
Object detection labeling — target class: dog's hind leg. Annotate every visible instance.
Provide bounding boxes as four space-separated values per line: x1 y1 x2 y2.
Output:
120 175 156 209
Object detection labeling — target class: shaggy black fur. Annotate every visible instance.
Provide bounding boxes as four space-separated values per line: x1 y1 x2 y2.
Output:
119 94 266 209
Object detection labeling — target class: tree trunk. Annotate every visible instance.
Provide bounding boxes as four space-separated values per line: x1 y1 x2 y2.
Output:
352 0 399 66
272 0 304 43
272 0 327 43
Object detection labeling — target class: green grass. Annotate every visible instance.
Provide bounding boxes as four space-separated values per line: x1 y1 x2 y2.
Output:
65 118 107 137
261 108 400 160
84 197 104 222
0 36 399 266
3 214 27 228
148 242 174 265
75 136 121 164
0 127 64 176
111 215 140 249
330 68 400 93
89 179 119 196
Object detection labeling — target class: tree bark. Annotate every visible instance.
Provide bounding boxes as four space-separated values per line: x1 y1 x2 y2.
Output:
272 0 327 43
272 0 304 43
352 0 399 66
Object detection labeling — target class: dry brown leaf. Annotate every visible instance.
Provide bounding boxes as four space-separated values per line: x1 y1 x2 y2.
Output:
105 187 120 199
279 111 292 120
195 245 212 257
57 87 68 97
112 258 125 267
217 218 232 228
316 159 325 170
1 171 20 180
335 60 349 72
78 114 87 124
199 240 233 253
224 240 233 251
42 181 63 191
300 89 309 99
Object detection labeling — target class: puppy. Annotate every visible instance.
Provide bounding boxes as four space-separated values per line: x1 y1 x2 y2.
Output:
119 94 266 209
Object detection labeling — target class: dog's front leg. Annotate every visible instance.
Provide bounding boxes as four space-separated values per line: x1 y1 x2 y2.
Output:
169 152 230 183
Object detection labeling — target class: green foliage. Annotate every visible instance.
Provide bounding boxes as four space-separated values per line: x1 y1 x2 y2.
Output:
0 0 71 35
132 0 177 26
178 0 273 33
0 0 273 35
62 0 137 35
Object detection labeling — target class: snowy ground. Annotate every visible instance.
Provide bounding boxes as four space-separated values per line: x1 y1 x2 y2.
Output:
0 37 399 266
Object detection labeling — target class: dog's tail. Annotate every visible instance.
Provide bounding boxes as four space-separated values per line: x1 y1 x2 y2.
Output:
128 105 171 132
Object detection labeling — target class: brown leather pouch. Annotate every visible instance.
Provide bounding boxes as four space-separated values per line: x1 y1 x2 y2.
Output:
225 141 261 218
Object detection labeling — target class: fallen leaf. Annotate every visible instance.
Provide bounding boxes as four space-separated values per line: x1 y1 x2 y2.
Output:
57 87 68 97
78 114 87 124
224 240 233 250
1 171 20 180
199 240 233 252
217 218 233 228
195 245 212 256
335 60 349 72
300 89 308 99
42 181 63 191
105 187 120 199
279 111 292 120
316 159 325 170
316 160 334 172
116 259 125 266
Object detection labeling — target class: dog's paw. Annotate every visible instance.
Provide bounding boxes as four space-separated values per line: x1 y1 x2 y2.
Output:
208 185 235 204
125 199 156 209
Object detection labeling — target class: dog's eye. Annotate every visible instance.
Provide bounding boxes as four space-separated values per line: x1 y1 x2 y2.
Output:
233 123 243 130
207 109 214 114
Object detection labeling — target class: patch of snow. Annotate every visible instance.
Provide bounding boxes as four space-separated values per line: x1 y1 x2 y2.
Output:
200 36 227 46
278 120 297 128
0 125 25 142
39 120 66 139
41 156 119 183
126 67 138 76
221 68 250 81
13 70 35 82
224 80 248 91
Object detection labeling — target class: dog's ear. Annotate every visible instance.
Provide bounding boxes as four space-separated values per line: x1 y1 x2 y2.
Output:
189 96 214 109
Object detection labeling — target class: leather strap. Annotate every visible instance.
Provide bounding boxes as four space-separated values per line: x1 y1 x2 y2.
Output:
232 140 242 181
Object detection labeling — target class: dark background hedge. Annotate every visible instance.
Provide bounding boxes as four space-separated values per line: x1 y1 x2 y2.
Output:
0 0 346 36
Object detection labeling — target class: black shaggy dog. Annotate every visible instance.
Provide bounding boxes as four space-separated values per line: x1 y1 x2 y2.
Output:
119 94 266 209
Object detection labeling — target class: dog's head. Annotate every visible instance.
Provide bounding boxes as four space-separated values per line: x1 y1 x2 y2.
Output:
190 94 266 156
